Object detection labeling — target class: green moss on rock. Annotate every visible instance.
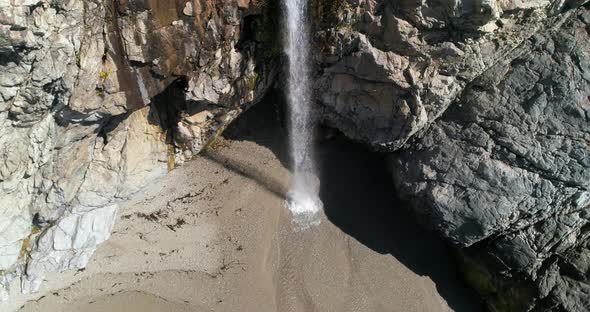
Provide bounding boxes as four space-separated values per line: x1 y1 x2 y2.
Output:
456 249 535 312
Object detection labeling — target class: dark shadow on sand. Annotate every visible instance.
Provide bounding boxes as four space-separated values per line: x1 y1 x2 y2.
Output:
201 150 287 199
316 138 483 311
223 91 483 312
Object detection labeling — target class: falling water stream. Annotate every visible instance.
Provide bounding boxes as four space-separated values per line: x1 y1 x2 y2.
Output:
283 0 322 228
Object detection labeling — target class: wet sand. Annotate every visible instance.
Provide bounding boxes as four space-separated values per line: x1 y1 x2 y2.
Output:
8 98 481 312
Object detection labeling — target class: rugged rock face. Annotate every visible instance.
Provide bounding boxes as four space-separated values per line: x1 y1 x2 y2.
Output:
314 0 587 151
0 0 277 299
392 9 590 311
314 0 589 310
0 0 588 310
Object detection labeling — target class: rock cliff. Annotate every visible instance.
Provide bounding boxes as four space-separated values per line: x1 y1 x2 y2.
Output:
0 0 588 311
392 9 590 312
313 0 589 310
0 0 277 300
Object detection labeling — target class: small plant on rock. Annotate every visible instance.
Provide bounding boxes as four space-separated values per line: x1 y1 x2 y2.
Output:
99 68 112 82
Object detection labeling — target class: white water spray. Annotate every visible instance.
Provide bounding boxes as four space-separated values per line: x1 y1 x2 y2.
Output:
283 0 322 228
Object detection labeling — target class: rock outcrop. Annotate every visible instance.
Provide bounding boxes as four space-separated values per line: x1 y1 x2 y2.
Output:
392 9 590 311
313 0 589 310
0 0 277 300
0 0 588 310
314 0 586 151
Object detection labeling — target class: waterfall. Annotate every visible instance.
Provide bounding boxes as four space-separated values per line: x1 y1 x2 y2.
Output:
283 0 322 228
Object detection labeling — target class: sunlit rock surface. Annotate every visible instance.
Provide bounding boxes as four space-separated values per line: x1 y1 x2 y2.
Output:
314 0 587 151
0 0 276 298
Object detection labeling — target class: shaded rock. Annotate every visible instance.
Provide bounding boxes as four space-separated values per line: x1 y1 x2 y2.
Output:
391 7 590 311
310 1 589 309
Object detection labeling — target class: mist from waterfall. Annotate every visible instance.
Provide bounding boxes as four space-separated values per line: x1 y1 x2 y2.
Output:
283 0 322 228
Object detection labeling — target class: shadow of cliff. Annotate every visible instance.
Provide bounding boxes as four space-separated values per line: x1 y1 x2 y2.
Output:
223 91 483 312
223 90 292 170
316 138 483 311
200 150 288 199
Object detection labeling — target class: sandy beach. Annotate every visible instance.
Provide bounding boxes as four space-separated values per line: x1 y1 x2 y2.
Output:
7 100 481 312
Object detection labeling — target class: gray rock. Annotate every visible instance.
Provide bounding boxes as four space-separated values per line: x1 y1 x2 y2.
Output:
315 0 589 151
310 1 589 309
391 7 590 311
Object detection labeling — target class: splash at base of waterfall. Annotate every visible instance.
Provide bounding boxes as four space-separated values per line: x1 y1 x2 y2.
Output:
285 190 322 230
284 172 322 230
283 0 322 230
